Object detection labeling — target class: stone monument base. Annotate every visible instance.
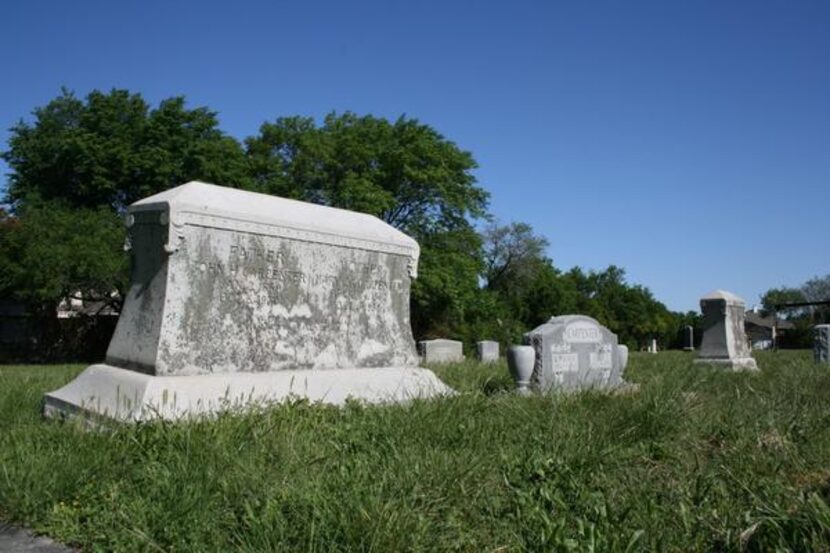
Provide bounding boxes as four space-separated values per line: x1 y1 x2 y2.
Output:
43 365 454 422
693 357 758 371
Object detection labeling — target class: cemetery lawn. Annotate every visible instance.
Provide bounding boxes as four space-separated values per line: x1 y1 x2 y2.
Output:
1 352 830 551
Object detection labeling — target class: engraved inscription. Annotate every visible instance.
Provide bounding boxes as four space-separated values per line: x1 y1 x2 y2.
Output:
563 322 602 343
195 242 402 301
589 352 613 369
551 352 579 373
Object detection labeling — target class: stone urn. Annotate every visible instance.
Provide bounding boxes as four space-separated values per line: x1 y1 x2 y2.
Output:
617 345 629 371
507 345 535 394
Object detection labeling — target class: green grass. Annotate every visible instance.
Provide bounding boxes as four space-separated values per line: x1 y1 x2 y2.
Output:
1 352 830 551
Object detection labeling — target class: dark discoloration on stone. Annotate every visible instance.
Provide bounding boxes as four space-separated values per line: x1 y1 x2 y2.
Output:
106 211 169 374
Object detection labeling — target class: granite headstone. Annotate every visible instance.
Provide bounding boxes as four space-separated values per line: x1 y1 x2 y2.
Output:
524 315 628 392
418 339 464 363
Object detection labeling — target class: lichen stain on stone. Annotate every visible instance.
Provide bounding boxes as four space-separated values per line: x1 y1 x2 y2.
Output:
154 224 418 375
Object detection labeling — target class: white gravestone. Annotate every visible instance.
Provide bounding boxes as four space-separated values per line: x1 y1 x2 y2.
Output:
418 339 464 363
524 315 628 392
44 182 453 421
476 340 499 363
684 325 695 351
694 289 758 371
815 324 830 364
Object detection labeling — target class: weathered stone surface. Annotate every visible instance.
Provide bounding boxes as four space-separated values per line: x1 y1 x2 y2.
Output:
110 181 420 375
524 315 627 392
815 324 830 364
418 339 463 363
694 290 758 371
476 340 499 362
44 182 453 420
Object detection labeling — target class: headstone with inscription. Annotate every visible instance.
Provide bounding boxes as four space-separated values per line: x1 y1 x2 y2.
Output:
815 324 830 364
44 182 452 421
418 339 464 363
694 289 758 371
476 340 499 363
524 315 628 392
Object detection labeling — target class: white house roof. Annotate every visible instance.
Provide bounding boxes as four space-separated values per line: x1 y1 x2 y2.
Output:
130 181 419 255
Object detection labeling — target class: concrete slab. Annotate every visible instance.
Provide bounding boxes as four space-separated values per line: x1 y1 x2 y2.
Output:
0 521 73 553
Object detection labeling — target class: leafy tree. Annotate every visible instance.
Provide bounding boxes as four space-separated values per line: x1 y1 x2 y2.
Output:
3 88 251 211
760 287 808 318
410 228 484 339
482 221 549 292
0 200 128 359
561 266 676 348
245 112 488 235
246 112 490 341
802 274 830 323
0 88 252 336
762 276 830 328
0 201 127 309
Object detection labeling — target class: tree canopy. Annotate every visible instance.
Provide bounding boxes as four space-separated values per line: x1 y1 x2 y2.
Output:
1 87 693 359
245 112 488 236
3 89 251 211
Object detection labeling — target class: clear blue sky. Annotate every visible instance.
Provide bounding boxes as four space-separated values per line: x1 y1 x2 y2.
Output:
2 0 828 312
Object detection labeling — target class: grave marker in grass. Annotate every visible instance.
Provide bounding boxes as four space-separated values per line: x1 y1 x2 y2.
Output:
44 182 452 421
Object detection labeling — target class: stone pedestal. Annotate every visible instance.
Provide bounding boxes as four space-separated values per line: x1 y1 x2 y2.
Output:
44 182 453 421
44 365 450 422
815 324 830 364
694 290 758 371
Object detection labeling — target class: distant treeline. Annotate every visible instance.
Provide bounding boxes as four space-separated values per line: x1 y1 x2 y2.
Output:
0 89 707 360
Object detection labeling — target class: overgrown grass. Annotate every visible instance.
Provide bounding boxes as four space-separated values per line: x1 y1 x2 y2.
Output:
1 352 830 551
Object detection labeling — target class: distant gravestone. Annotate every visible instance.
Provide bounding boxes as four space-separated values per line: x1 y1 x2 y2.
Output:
476 340 499 362
815 325 830 364
43 182 452 421
418 339 464 363
524 315 628 392
694 289 758 371
684 325 695 351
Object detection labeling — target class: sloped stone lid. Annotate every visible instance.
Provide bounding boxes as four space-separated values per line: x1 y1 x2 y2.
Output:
700 289 745 304
130 182 420 275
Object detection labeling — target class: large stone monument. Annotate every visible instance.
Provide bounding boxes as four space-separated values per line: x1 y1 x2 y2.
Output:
815 324 830 364
523 315 628 392
476 340 499 363
44 182 452 421
694 290 758 371
418 339 464 364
